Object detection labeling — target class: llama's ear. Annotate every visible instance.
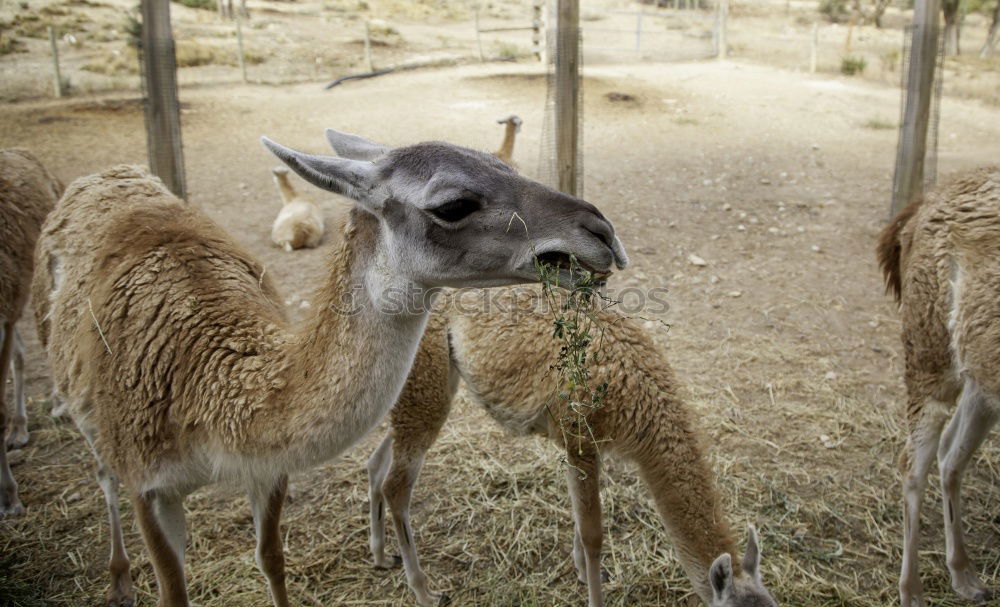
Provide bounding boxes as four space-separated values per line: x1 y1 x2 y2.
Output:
324 128 390 161
742 524 762 583
262 136 384 211
709 553 734 601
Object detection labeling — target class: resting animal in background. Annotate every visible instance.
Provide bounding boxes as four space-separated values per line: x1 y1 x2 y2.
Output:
493 114 522 168
366 291 778 607
878 167 1000 607
31 128 628 607
0 148 62 517
270 166 324 251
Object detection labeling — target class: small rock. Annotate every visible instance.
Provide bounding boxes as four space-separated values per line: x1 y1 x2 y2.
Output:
819 434 839 449
825 371 838 381
768 227 779 235
688 254 708 267
868 320 879 328
749 217 759 225
703 179 714 186
737 224 746 231
760 178 771 185
66 491 81 503
709 275 720 284
811 245 822 253
779 171 788 179
722 203 732 211
727 290 742 298
299 300 311 309
811 143 820 151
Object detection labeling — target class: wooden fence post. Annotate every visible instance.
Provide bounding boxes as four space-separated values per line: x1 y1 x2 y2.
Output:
717 0 728 60
236 18 247 83
532 0 544 61
475 6 484 61
810 22 818 73
555 0 579 197
364 21 374 71
891 0 942 215
141 0 186 200
48 27 64 98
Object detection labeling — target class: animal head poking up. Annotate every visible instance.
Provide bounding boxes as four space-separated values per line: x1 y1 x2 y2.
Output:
262 129 628 288
709 526 778 607
497 115 522 133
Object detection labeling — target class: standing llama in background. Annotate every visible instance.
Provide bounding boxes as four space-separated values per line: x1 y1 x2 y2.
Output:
270 166 324 251
0 148 62 517
31 129 628 607
493 115 522 167
877 167 1000 607
365 293 777 607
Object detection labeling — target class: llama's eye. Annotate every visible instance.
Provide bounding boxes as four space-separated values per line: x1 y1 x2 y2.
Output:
429 198 481 223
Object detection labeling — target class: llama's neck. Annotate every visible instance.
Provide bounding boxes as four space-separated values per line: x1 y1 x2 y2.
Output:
273 172 298 205
498 123 517 161
630 414 739 603
250 209 432 468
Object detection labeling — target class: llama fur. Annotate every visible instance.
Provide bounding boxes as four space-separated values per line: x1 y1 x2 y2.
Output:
370 289 776 606
270 166 324 251
877 166 1000 606
31 127 628 606
0 148 62 516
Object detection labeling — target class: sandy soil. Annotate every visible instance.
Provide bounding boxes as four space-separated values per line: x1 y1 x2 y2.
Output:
1 7 999 607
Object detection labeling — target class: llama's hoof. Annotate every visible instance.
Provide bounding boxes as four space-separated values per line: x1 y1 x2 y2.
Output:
952 568 994 602
107 599 134 607
373 554 402 570
0 499 24 517
106 575 135 607
6 422 28 450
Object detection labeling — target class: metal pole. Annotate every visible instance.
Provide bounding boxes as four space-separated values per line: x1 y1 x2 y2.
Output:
364 21 374 71
141 0 186 200
891 0 942 215
717 0 728 60
475 6 484 62
532 0 544 61
236 17 247 83
810 22 819 73
636 11 642 53
555 0 579 197
48 27 63 98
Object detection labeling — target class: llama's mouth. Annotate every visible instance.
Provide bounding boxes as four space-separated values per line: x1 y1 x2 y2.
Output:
533 251 612 282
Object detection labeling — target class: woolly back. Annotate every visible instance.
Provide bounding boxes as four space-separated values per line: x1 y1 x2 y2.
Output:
0 148 62 321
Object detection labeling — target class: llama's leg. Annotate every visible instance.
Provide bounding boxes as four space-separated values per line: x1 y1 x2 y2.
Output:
250 475 290 607
7 327 28 449
131 491 190 607
78 421 134 605
100 461 135 606
384 448 442 606
367 433 401 569
0 322 23 516
565 450 603 607
899 399 948 607
938 384 998 602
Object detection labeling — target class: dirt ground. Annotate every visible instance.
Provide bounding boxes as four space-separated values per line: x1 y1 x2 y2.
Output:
2 2 1000 606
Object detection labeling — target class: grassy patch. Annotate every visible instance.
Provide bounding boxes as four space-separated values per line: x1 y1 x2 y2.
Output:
841 55 867 76
863 117 896 130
